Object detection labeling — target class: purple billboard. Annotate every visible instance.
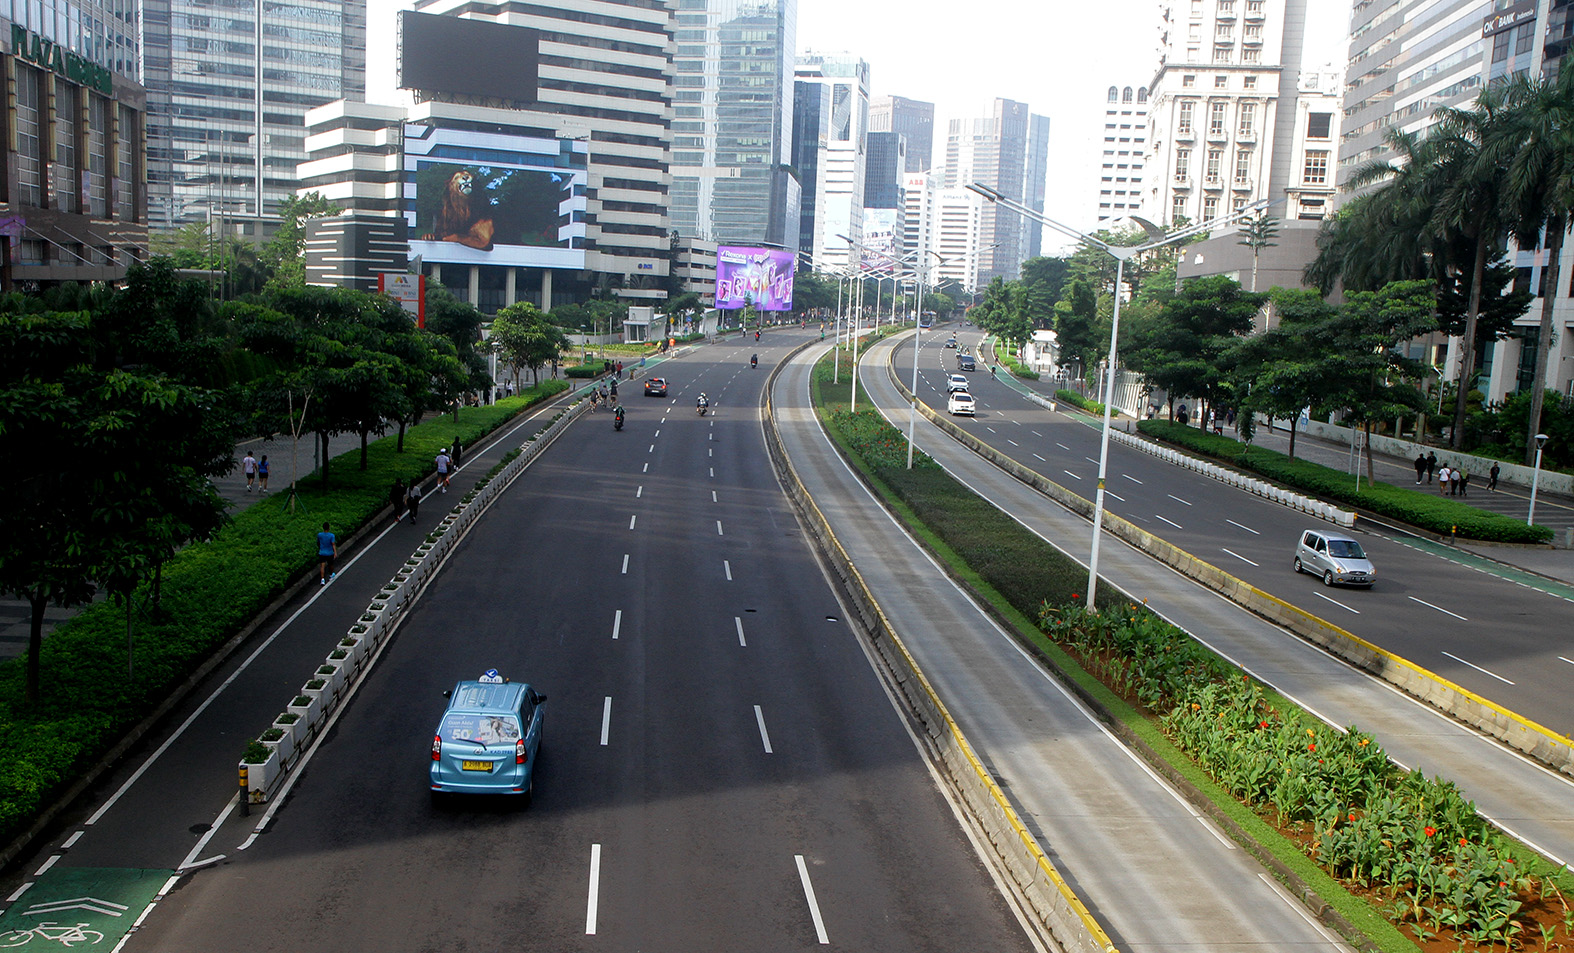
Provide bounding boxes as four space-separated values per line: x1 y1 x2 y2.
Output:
715 245 796 311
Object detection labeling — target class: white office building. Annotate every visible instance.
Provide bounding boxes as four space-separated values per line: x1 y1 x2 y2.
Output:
933 186 983 292
793 52 870 274
1095 83 1149 225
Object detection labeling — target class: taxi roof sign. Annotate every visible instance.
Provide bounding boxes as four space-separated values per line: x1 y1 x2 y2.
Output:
478 669 504 684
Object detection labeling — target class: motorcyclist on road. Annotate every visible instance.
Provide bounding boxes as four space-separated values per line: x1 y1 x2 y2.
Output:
750 354 758 368
697 392 709 413
614 405 625 429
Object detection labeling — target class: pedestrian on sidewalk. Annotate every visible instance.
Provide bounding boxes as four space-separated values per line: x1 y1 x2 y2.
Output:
1489 462 1501 491
453 439 462 466
1414 453 1426 484
1438 465 1451 496
317 523 337 585
258 455 269 492
1458 469 1470 497
242 450 258 491
1426 451 1437 483
436 448 453 493
609 379 618 402
389 477 407 525
407 481 422 523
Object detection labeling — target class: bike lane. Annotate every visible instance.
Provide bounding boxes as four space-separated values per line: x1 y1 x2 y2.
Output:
0 868 169 949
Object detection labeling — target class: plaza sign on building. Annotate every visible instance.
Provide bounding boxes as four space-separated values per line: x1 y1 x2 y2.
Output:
10 26 112 94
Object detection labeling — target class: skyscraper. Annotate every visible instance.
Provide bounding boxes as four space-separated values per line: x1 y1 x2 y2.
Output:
1094 84 1149 226
793 52 869 273
869 95 935 173
669 0 798 247
1143 0 1309 227
1025 113 1051 259
943 98 1046 285
141 0 366 236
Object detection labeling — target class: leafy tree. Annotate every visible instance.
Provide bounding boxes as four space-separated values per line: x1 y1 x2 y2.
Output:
1054 278 1099 377
492 302 568 387
790 271 841 317
1019 256 1069 306
419 283 491 399
1222 289 1338 457
262 192 341 291
1236 212 1279 293
1123 275 1264 425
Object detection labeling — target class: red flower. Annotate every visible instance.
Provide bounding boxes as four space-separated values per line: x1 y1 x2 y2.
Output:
1349 813 1357 822
1424 826 1437 837
1307 743 1316 752
1071 593 1080 600
1259 720 1270 729
1460 838 1469 847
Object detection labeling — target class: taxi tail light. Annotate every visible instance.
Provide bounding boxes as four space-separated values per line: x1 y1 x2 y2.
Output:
515 738 527 764
431 735 442 761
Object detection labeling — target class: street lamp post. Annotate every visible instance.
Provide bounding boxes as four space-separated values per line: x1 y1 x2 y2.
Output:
1528 433 1549 526
968 182 1270 608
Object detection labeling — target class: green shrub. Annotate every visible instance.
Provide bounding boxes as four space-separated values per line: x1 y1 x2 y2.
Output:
260 727 284 742
1138 420 1553 543
1056 389 1106 416
564 364 600 378
241 741 270 764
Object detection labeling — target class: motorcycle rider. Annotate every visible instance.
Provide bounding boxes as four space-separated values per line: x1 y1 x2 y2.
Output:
696 392 709 414
750 354 758 368
614 405 625 430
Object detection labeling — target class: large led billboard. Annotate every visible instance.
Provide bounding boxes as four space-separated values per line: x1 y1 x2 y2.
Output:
715 246 796 311
860 209 899 270
399 12 539 104
405 124 588 269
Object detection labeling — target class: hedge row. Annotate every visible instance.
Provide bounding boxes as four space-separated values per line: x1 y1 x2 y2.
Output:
1137 420 1553 544
986 339 1039 380
1055 389 1108 417
0 380 569 846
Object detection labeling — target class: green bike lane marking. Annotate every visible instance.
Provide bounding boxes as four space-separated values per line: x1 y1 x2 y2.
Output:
0 868 172 948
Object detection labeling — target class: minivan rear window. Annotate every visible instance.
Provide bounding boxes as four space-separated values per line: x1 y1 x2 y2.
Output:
440 712 520 746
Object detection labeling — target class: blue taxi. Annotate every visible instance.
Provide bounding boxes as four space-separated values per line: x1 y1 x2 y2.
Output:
430 670 545 804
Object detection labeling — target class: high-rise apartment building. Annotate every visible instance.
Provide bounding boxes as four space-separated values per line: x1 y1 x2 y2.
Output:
933 186 983 292
1 1 148 288
792 79 830 265
669 0 798 247
869 94 935 172
1143 0 1308 227
1095 84 1149 225
1336 0 1485 200
792 52 869 273
943 98 1047 285
862 130 905 267
1025 113 1051 259
142 0 365 237
902 171 935 270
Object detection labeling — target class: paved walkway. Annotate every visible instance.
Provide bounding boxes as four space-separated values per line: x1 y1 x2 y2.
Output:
979 335 1574 587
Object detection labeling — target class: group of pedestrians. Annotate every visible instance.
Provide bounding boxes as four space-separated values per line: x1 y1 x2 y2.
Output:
1414 450 1502 496
589 379 618 411
382 446 459 532
241 451 270 492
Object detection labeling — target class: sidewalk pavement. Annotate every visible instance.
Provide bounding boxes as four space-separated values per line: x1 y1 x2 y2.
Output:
980 339 1574 587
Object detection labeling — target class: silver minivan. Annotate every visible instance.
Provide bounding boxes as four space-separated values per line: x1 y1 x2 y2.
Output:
1293 530 1376 588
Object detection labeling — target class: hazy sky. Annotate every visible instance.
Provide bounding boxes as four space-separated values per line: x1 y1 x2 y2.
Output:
368 0 1350 249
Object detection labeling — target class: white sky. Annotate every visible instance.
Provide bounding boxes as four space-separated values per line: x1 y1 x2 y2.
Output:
367 0 1351 250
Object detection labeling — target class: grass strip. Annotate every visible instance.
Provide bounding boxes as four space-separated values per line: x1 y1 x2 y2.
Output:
0 379 569 847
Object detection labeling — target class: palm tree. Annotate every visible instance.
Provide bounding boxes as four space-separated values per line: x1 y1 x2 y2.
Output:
1236 212 1279 293
1432 83 1516 449
1496 67 1574 464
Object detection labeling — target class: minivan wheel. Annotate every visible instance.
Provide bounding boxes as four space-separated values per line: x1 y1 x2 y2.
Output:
1322 570 1335 587
1293 557 1303 574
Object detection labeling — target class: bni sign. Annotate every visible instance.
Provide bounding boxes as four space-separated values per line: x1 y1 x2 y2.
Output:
379 273 426 327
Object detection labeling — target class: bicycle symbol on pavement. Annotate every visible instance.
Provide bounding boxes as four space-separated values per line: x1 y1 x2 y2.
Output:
0 922 105 947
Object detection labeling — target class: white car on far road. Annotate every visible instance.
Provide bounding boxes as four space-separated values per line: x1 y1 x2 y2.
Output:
948 391 976 416
947 374 970 392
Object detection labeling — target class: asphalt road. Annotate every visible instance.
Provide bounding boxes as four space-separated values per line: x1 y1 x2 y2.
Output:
111 333 1038 953
900 327 1574 739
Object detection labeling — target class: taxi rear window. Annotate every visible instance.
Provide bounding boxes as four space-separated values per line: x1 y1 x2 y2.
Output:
439 712 521 746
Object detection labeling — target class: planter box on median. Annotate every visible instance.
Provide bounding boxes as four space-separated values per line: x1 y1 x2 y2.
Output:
241 747 281 804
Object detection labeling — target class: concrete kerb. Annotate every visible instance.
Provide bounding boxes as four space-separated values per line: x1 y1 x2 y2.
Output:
240 398 590 804
883 349 1574 779
762 345 1118 953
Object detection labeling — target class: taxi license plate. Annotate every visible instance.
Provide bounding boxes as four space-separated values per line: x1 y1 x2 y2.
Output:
461 760 492 772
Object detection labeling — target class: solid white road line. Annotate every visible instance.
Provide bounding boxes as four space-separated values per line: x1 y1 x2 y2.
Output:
795 855 830 944
601 697 613 745
586 844 602 935
621 554 629 575
179 792 240 871
1313 591 1360 614
735 617 747 647
1562 656 1574 666
1226 519 1260 535
1442 651 1515 685
628 515 637 530
612 610 622 640
724 559 733 581
1408 595 1468 621
754 705 773 753
1156 514 1183 529
1221 549 1259 567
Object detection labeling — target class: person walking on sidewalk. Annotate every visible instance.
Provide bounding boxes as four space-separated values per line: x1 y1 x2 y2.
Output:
1414 453 1427 485
1489 462 1501 492
258 455 269 492
407 481 423 523
1438 465 1451 496
1426 451 1437 484
1457 468 1470 497
242 450 258 491
389 477 407 525
436 448 453 493
317 523 338 585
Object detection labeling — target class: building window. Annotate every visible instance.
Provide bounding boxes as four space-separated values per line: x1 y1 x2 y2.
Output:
1108 86 1119 102
1303 150 1329 185
1246 0 1263 11
1176 148 1191 179
15 65 43 207
1191 0 1202 14
1215 75 1229 88
1179 101 1195 134
1245 23 1262 40
1183 74 1197 87
1218 0 1235 13
1492 31 1512 65
1216 45 1233 63
1242 48 1260 63
1206 149 1223 183
1203 195 1219 219
1216 24 1233 40
1234 149 1252 183
1232 195 1249 213
1209 101 1227 135
1173 194 1188 222
1188 47 1200 62
1238 102 1256 137
1243 75 1257 89
1298 197 1327 220
1306 112 1332 139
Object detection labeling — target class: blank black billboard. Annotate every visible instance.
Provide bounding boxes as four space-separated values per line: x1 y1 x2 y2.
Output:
399 12 539 104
